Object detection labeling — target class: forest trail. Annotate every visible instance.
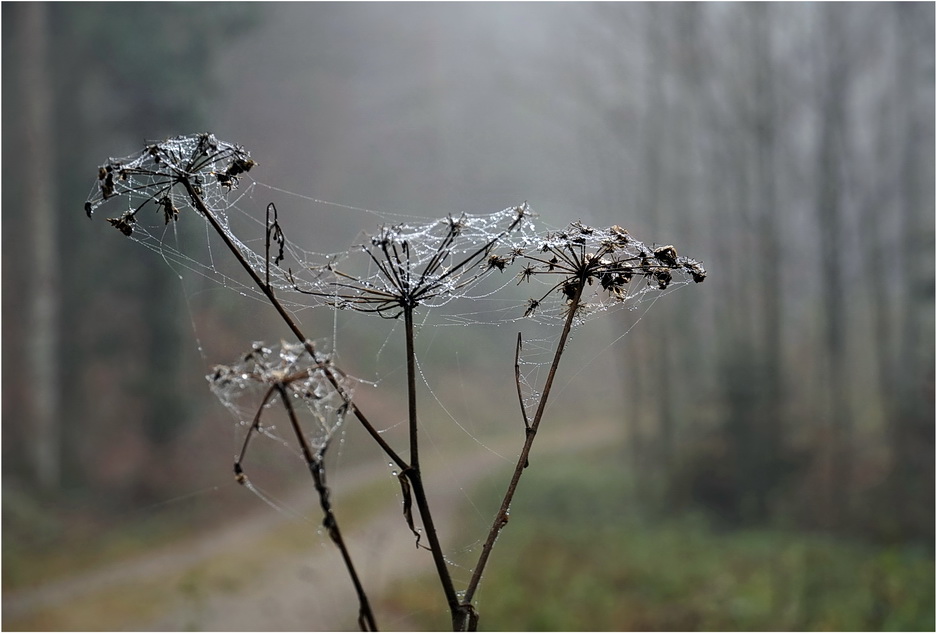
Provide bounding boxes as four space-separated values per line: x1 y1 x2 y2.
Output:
4 420 618 631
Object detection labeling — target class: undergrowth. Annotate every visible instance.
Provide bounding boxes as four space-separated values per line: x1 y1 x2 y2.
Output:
385 447 936 631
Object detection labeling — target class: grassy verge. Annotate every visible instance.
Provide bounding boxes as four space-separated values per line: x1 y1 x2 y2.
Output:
2 483 223 592
382 445 935 631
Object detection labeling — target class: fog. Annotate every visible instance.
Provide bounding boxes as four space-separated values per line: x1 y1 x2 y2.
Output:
3 3 933 630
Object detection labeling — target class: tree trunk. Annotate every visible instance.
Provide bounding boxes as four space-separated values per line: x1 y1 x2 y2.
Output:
887 3 935 541
748 3 785 522
20 2 61 492
816 4 852 525
640 4 677 479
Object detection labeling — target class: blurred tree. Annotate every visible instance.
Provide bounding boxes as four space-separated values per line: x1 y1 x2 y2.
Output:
815 3 854 524
881 3 935 542
17 3 60 491
640 4 678 478
744 2 788 523
3 3 258 500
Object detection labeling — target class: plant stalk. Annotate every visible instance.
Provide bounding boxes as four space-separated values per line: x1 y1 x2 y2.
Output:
402 306 463 625
456 277 586 630
277 384 378 631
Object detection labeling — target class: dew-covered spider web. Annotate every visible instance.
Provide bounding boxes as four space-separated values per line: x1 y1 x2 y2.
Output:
85 133 703 328
207 340 349 455
85 134 707 618
85 134 539 323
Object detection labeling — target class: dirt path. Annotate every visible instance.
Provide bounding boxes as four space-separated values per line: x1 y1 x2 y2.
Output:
5 422 618 631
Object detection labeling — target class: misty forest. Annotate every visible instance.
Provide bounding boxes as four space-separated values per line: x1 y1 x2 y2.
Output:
3 3 934 631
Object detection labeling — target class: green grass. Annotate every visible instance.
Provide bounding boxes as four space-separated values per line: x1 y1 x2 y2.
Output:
382 447 935 631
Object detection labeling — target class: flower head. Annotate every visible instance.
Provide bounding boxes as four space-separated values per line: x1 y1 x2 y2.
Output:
293 204 532 319
85 133 254 235
510 221 706 322
208 340 348 453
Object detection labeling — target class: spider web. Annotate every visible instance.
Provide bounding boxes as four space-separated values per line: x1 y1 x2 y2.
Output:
85 135 703 329
85 134 540 320
206 340 349 455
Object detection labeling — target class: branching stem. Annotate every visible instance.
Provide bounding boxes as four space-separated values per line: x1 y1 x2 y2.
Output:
181 178 393 631
180 177 409 472
277 383 378 632
184 175 464 628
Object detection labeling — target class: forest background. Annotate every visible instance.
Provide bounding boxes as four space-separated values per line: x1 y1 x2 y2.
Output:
3 3 934 630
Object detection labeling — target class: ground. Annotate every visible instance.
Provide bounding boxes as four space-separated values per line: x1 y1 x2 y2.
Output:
4 421 618 631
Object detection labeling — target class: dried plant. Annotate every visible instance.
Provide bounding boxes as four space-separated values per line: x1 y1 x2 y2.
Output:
86 134 705 631
209 342 375 630
290 207 528 316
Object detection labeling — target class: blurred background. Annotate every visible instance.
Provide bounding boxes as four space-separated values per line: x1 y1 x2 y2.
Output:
3 2 933 630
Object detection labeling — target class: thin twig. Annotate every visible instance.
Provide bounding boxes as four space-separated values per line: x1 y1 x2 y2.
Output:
233 385 278 483
457 275 586 629
514 332 530 430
